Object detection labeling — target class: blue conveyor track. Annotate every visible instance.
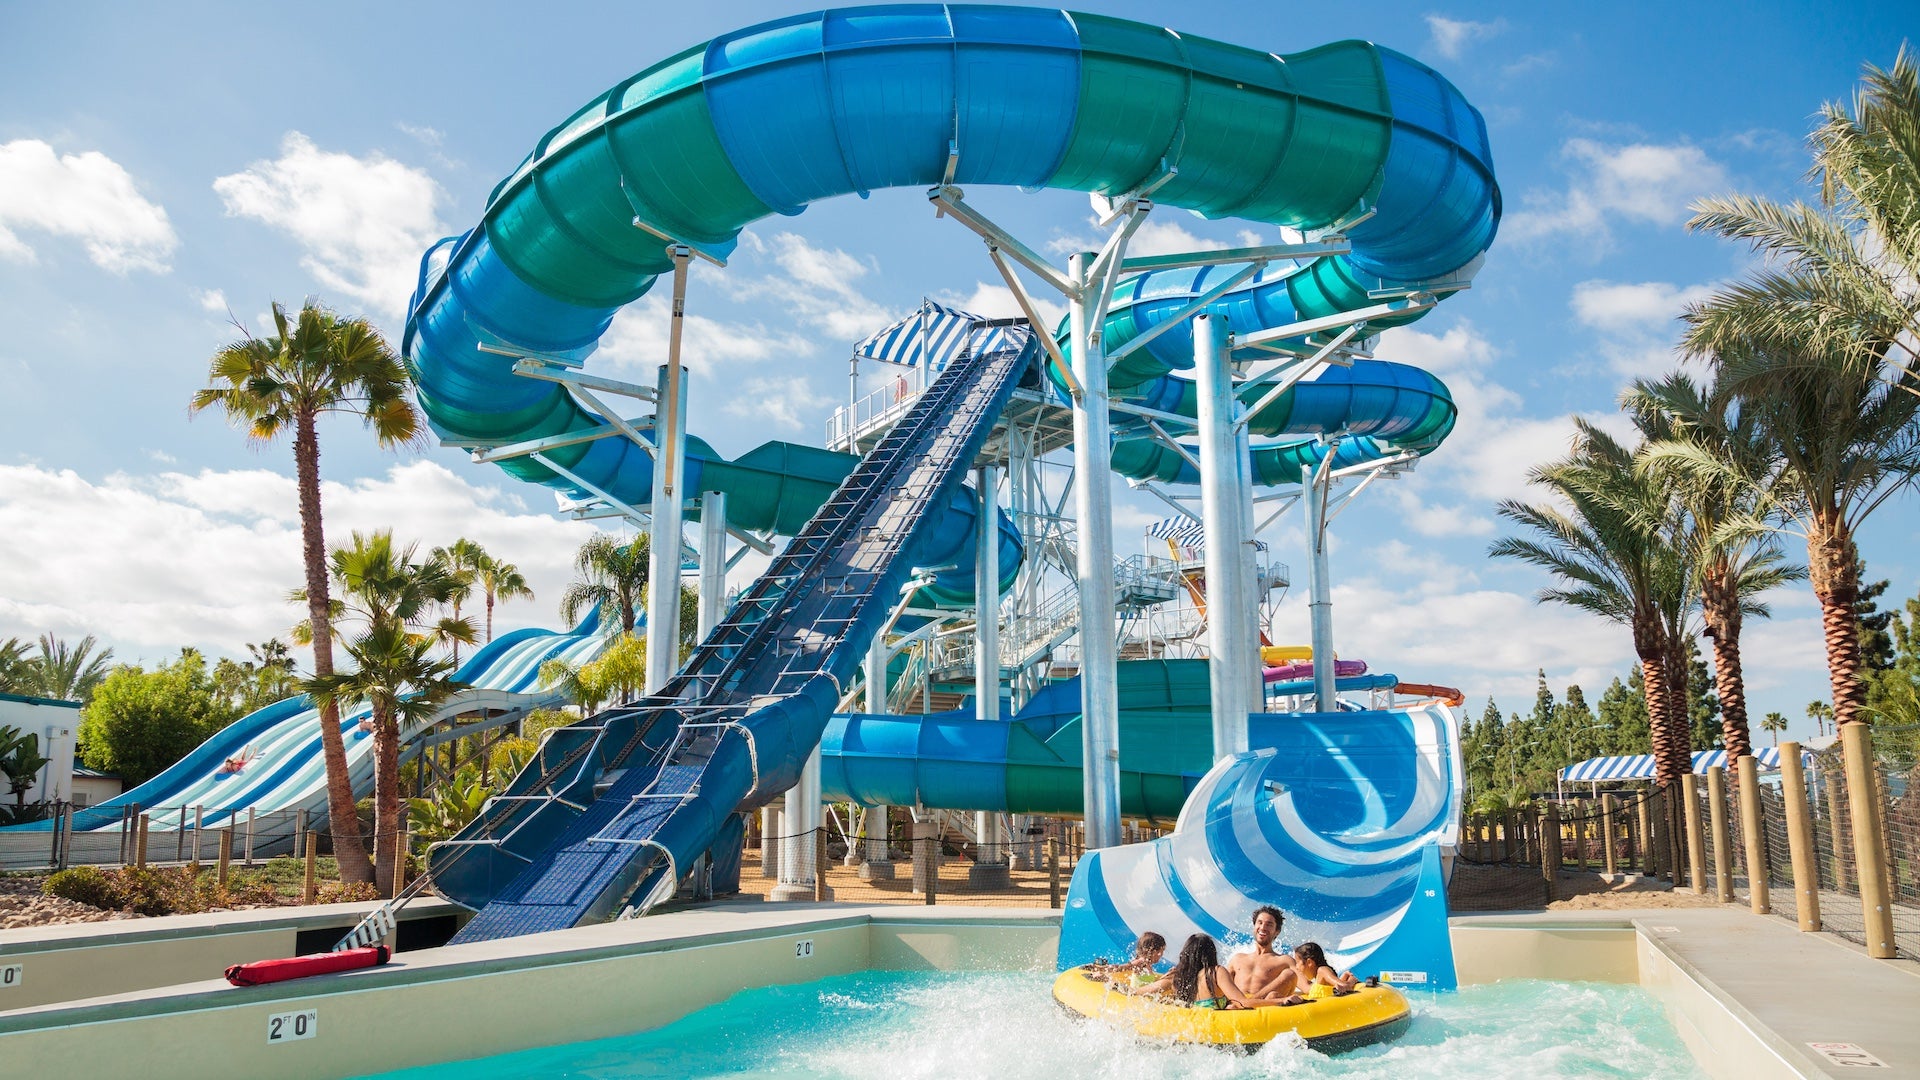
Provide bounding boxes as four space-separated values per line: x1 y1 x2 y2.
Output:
444 336 1036 941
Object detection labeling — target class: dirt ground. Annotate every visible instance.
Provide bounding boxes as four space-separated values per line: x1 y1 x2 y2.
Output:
1447 862 1722 912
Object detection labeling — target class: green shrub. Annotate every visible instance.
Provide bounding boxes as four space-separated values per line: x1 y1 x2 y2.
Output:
43 866 115 908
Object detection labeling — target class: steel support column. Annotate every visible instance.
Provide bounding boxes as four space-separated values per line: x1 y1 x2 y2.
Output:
1070 252 1122 849
644 248 692 693
1196 313 1255 760
972 465 1009 883
698 490 727 640
860 631 894 879
1304 460 1336 713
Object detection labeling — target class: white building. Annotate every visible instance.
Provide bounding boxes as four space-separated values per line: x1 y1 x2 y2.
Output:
0 691 81 805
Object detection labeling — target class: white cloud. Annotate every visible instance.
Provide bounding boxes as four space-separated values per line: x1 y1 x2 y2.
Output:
739 231 903 345
0 139 176 273
213 133 445 320
1046 216 1234 260
1501 52 1557 79
1425 15 1505 59
196 288 229 314
1265 564 1626 706
598 287 813 376
935 281 1067 330
723 375 832 432
1570 279 1719 377
0 460 600 662
1505 138 1727 252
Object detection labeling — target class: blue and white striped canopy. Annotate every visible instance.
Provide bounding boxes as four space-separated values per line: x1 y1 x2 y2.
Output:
851 299 1024 370
1145 516 1205 543
1558 747 1796 782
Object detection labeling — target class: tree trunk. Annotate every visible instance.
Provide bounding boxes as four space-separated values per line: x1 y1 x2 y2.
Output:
1808 520 1868 727
1662 645 1694 785
486 593 495 642
1701 569 1753 760
295 413 374 885
1641 655 1673 778
450 599 462 668
372 705 401 898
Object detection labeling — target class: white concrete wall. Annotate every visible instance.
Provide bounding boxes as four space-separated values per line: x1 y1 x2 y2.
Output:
0 696 79 805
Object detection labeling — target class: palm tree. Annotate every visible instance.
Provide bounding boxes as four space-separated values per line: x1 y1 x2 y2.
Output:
1684 47 1920 385
1491 420 1696 787
475 554 535 642
1807 700 1835 737
191 300 421 885
1761 711 1790 747
429 538 485 666
0 638 30 695
26 634 114 703
560 533 651 634
539 633 648 715
1628 374 1807 759
0 726 50 811
303 531 473 894
307 621 464 895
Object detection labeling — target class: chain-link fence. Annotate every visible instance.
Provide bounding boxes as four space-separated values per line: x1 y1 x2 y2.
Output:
1450 789 1687 911
1 801 420 901
735 822 1085 908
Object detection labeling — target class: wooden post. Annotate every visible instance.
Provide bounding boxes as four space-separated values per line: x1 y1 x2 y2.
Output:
1600 794 1617 876
1825 767 1851 892
192 805 204 863
813 829 828 902
1048 839 1062 909
1737 755 1770 915
1542 803 1560 902
1708 766 1734 904
58 804 75 872
176 806 187 862
392 826 408 900
244 807 256 866
302 831 319 904
1840 723 1896 958
135 813 149 869
295 809 308 859
217 828 233 888
1682 774 1707 894
912 821 938 904
1778 742 1822 932
1635 792 1655 876
1576 800 1591 872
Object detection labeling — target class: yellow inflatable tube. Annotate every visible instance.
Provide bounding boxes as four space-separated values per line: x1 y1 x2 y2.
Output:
1050 967 1412 1053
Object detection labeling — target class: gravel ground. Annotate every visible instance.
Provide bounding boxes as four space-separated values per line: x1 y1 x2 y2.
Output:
0 875 141 930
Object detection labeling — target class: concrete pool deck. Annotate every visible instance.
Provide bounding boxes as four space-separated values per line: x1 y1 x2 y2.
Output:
0 902 1916 1078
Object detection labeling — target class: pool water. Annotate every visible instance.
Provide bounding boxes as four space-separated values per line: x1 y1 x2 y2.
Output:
367 971 1703 1080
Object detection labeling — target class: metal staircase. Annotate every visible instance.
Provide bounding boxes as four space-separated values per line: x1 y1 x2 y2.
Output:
439 335 1038 943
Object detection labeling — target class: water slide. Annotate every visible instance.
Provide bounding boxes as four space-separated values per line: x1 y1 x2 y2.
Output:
397 7 1497 943
438 336 1037 941
5 617 608 836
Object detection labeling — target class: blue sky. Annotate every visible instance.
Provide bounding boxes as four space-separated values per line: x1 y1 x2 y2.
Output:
0 1 1913 745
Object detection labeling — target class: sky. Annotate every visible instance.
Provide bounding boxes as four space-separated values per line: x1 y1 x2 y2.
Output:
0 1 1914 747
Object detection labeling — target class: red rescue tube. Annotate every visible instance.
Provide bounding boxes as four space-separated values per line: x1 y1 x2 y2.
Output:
225 945 390 987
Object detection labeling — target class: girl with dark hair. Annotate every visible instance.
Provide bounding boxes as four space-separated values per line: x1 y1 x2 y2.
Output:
1291 942 1358 999
1133 934 1254 1010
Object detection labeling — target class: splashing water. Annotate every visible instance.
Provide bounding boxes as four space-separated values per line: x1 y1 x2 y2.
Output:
367 971 1702 1080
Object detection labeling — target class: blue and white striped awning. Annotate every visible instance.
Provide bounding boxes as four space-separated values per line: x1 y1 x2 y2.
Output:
1558 747 1798 782
1146 517 1206 543
852 300 1024 370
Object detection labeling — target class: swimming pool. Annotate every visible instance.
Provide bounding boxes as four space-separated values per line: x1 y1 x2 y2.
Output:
366 970 1703 1079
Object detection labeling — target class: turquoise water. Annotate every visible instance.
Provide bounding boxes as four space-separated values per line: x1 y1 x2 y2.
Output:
367 971 1703 1080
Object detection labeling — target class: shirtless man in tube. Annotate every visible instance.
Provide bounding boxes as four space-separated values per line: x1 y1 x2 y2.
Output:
1226 905 1302 1004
